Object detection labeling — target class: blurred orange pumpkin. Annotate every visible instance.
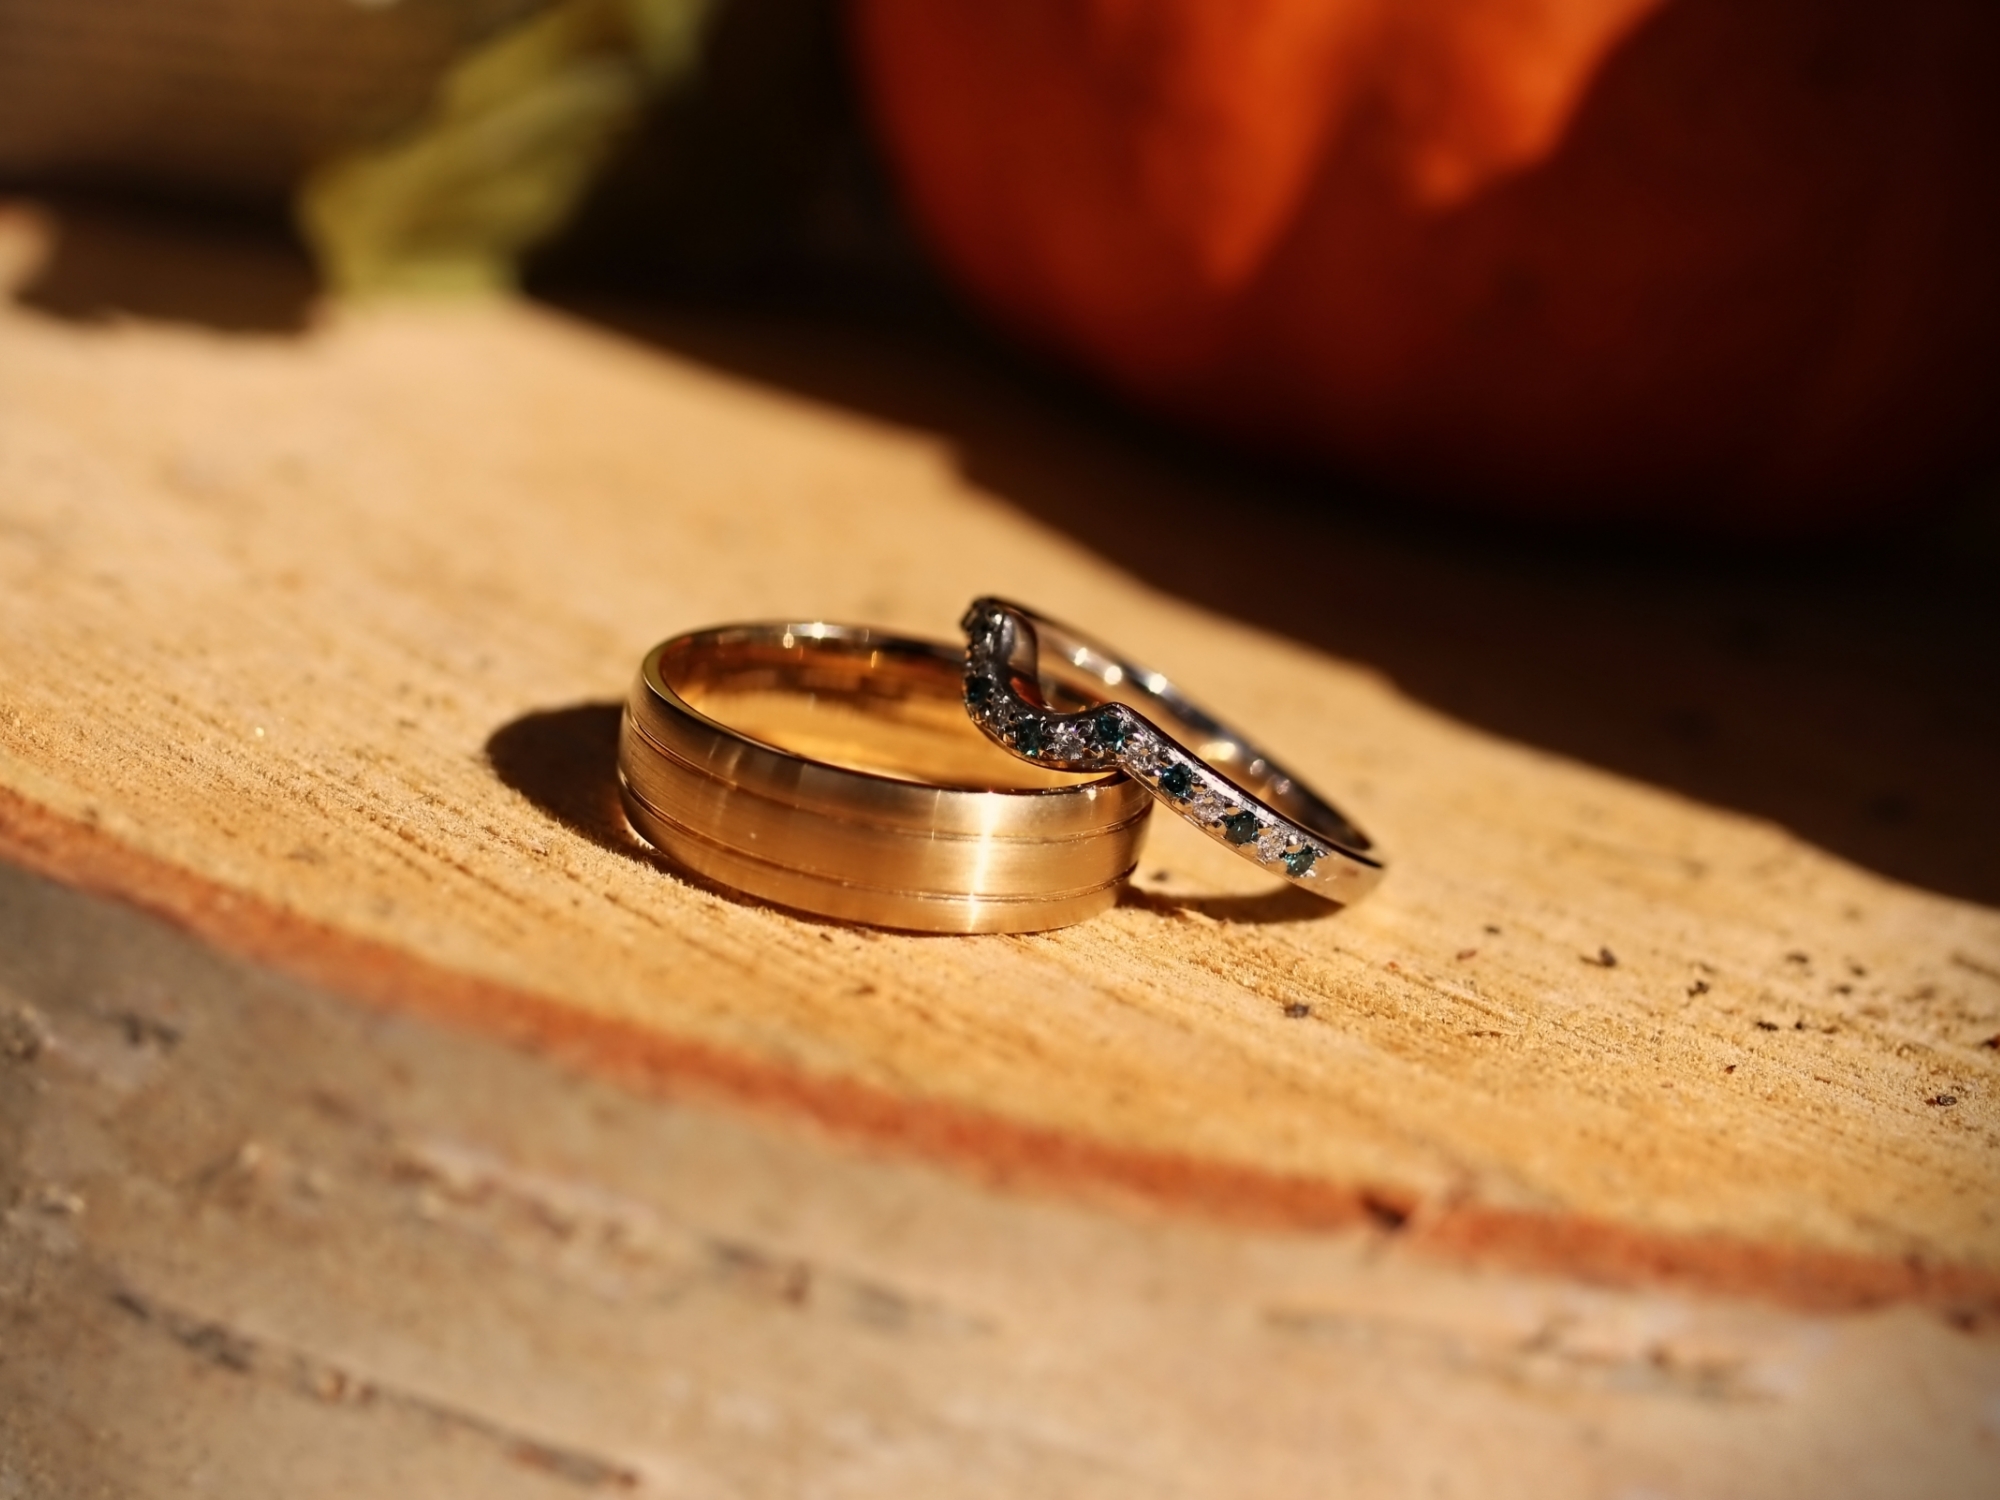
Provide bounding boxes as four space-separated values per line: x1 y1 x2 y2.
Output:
851 0 2000 527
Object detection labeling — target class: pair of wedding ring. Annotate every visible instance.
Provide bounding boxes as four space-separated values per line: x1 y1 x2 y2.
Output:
616 599 1383 933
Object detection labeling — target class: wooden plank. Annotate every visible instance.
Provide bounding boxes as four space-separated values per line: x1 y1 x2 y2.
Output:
0 196 1995 1306
5 860 1997 1498
4 196 2000 1493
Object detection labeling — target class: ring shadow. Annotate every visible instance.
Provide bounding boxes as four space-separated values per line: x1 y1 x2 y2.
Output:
485 703 651 861
484 702 1341 930
1117 882 1336 926
484 701 814 920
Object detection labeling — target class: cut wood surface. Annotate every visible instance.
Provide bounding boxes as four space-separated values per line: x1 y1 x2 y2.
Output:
1 193 1997 1320
6 860 1997 1499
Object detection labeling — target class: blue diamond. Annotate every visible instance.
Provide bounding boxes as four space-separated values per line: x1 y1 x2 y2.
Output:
1093 709 1130 752
1013 719 1043 757
1222 811 1259 845
1282 846 1319 878
1158 763 1193 800
964 675 993 708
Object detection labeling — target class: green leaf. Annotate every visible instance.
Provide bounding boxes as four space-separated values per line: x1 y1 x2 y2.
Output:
300 0 717 295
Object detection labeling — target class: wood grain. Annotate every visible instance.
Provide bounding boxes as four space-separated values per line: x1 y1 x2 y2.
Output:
1 198 1997 1321
7 860 1996 1499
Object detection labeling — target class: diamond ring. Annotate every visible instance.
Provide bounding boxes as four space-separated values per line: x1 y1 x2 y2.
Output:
960 599 1384 906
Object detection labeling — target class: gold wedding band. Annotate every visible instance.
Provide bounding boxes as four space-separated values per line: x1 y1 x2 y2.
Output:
618 623 1153 932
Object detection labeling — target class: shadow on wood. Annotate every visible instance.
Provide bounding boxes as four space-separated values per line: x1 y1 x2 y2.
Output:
1116 880 1337 928
7 186 1994 912
534 298 2000 913
483 700 845 924
483 702 643 861
10 188 316 332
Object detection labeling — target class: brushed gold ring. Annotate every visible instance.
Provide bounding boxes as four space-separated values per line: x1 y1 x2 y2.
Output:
618 623 1153 932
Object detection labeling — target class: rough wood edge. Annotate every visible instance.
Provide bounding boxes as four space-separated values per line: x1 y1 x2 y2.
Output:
2 784 1991 1321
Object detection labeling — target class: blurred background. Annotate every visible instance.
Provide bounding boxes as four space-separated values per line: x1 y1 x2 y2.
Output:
6 0 1998 522
2 0 1997 903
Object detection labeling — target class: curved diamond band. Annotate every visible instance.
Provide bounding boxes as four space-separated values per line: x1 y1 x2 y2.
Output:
960 598 1385 906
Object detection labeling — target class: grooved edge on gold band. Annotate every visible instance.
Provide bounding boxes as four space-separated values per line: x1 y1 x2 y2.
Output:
620 782 1132 934
621 718 1150 895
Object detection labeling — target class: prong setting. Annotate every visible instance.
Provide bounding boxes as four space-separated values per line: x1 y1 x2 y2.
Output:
961 601 1340 891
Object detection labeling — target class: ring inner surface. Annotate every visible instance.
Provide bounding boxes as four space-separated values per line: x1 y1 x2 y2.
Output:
663 632 1095 793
